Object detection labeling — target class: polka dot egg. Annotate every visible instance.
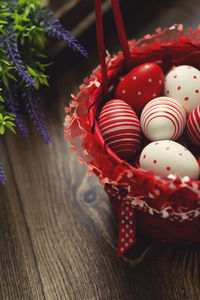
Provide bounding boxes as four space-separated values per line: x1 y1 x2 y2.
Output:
115 62 164 113
164 65 200 114
98 99 141 160
139 140 200 180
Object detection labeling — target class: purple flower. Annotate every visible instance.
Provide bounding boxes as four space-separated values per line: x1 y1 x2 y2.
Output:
6 82 29 137
5 33 36 87
0 163 6 184
40 12 88 58
22 86 51 144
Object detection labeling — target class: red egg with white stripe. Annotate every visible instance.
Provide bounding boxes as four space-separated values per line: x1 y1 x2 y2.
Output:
115 63 164 113
187 105 200 146
140 96 186 141
98 99 141 160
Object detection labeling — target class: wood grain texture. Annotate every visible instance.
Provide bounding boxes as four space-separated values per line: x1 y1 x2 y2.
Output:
0 139 45 300
1 0 200 299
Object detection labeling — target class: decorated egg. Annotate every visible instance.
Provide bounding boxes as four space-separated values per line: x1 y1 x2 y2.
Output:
139 140 200 180
187 105 200 146
164 65 200 114
98 99 141 160
115 62 164 113
140 97 186 141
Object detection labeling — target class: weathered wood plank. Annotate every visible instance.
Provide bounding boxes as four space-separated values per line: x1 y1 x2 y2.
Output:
0 138 45 300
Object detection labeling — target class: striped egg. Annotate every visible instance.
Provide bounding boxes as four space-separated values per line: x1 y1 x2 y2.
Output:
187 105 200 146
98 99 141 160
140 96 186 141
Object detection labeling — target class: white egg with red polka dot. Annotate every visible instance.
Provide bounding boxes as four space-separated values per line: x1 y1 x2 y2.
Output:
164 65 200 114
139 140 200 180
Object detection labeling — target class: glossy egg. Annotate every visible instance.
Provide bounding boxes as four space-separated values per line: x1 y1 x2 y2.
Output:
115 62 164 113
187 105 200 146
98 99 141 160
164 65 200 114
139 140 200 180
140 97 186 141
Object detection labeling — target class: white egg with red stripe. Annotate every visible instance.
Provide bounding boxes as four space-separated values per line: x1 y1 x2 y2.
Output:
140 96 186 141
187 105 200 146
98 99 141 160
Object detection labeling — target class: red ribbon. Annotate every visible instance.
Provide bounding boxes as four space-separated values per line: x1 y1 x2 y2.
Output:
110 0 132 68
104 185 136 257
95 0 136 256
94 0 109 97
117 202 136 257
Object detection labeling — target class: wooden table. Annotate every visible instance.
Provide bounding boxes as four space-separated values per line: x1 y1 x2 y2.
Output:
1 0 200 299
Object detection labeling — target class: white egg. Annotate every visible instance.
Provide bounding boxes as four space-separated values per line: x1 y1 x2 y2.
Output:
164 65 200 114
187 105 200 146
140 97 186 141
139 140 200 180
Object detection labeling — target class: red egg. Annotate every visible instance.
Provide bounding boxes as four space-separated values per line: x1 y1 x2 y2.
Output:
115 63 164 113
98 99 141 160
187 105 200 146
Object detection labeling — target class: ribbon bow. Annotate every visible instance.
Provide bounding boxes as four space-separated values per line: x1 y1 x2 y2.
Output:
105 185 136 257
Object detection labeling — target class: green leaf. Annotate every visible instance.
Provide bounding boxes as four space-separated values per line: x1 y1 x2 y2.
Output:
0 20 8 24
0 124 5 135
7 73 17 82
7 113 16 119
27 65 37 77
2 74 8 89
6 124 16 134
1 59 10 66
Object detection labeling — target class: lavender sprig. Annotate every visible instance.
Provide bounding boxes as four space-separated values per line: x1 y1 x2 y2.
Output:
6 82 29 136
40 12 88 58
5 33 36 87
22 86 50 144
0 0 88 184
0 162 5 184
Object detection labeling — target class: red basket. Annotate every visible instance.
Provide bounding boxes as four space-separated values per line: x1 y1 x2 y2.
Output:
64 0 200 257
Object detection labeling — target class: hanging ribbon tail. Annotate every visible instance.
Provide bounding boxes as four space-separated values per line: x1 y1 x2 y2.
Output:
117 202 136 257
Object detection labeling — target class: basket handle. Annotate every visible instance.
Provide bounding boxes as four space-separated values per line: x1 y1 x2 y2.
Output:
94 0 136 257
94 0 109 97
94 0 131 96
110 0 131 66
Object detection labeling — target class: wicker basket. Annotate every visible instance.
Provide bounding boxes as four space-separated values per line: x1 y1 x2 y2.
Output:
64 0 200 257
